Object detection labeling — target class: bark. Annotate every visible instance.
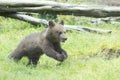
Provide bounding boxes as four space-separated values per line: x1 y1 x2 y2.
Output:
0 0 74 7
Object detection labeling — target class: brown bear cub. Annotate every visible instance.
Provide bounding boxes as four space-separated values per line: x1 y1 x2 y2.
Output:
8 20 68 66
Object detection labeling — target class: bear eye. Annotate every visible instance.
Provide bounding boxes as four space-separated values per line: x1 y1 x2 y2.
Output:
59 32 62 35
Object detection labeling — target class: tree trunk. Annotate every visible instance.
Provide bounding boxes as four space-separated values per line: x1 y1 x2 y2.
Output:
0 0 120 17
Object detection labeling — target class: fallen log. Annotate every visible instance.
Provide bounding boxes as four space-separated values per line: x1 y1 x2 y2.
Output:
0 0 75 7
0 0 120 17
1 6 120 18
89 17 120 25
2 13 48 26
0 13 112 34
65 25 112 34
101 17 120 22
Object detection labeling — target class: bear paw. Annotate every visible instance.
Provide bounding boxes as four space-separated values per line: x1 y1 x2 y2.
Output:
56 54 64 62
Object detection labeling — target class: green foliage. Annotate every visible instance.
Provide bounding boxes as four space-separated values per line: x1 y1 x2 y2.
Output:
0 16 120 80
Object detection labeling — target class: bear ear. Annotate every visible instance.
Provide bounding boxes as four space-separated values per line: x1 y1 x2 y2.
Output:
49 20 55 28
59 20 64 25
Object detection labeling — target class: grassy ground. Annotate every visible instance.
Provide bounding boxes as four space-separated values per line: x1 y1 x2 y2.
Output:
0 16 120 80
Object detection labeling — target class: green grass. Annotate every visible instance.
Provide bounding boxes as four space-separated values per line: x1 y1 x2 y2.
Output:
0 17 120 80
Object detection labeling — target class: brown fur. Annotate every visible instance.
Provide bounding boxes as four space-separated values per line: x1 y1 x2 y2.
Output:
8 20 68 66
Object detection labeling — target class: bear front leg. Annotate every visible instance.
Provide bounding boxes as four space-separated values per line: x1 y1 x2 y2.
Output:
42 46 65 62
61 49 68 60
54 43 68 60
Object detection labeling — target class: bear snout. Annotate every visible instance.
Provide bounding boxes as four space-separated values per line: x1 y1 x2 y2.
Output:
61 38 67 42
63 38 67 41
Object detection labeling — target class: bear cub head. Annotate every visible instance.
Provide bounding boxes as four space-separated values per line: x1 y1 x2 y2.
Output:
46 20 67 43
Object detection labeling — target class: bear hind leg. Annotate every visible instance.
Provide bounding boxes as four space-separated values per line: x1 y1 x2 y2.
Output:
8 53 23 62
27 56 40 66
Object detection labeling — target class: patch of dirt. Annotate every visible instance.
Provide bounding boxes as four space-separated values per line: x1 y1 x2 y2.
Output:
98 48 120 60
81 48 120 60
